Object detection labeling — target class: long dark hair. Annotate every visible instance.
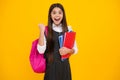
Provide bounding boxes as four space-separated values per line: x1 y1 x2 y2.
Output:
45 3 68 63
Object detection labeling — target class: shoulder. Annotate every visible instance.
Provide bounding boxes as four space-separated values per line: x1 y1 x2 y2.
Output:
68 25 73 31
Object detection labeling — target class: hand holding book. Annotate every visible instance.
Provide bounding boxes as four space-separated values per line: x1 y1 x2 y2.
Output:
59 47 72 55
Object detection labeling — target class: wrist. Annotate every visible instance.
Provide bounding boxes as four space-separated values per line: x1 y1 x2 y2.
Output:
68 48 74 54
40 30 44 33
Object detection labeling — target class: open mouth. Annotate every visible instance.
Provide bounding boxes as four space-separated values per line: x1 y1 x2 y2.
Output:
54 18 60 21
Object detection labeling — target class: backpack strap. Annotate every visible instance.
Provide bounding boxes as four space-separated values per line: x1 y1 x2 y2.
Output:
44 26 48 36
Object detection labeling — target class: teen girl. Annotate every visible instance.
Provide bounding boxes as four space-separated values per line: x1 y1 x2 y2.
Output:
37 3 78 80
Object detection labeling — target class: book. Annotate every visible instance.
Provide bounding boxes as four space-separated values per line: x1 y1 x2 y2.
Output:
58 31 76 61
58 35 64 48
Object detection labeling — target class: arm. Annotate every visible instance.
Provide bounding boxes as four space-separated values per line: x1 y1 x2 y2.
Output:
38 29 45 45
72 41 78 54
37 24 47 54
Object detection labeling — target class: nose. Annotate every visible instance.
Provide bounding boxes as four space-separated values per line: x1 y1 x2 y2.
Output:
55 12 60 16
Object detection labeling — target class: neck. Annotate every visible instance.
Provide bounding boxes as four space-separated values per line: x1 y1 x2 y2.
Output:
53 23 62 27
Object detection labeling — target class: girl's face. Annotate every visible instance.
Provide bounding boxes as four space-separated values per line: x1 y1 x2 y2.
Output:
51 7 63 26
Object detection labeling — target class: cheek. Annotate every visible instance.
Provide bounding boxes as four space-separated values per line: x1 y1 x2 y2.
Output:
60 14 63 19
51 15 54 20
60 16 63 21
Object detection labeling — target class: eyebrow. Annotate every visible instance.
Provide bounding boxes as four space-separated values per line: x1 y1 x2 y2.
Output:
52 10 63 12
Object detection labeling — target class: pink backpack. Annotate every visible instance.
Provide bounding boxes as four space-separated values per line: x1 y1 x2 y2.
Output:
29 27 48 73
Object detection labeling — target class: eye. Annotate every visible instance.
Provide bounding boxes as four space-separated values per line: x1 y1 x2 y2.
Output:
52 11 56 14
59 11 63 14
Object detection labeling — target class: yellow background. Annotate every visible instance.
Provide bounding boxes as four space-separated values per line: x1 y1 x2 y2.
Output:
0 0 120 80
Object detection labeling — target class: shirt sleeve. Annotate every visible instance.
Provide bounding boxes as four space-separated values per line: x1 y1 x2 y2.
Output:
68 26 78 54
72 41 78 54
37 35 47 54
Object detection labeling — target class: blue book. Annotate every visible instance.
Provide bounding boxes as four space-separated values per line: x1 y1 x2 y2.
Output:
58 35 65 61
58 35 64 48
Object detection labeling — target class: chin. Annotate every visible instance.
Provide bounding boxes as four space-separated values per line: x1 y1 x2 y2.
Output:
54 22 61 26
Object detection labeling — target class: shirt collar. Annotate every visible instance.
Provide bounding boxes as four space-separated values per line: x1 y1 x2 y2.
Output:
52 23 62 32
52 23 62 28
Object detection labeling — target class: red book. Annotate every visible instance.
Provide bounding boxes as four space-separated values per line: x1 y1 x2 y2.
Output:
61 32 76 60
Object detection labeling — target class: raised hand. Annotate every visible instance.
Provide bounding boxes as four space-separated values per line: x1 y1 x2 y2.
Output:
38 24 45 32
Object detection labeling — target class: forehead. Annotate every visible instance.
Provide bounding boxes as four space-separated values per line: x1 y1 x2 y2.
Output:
52 7 63 12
